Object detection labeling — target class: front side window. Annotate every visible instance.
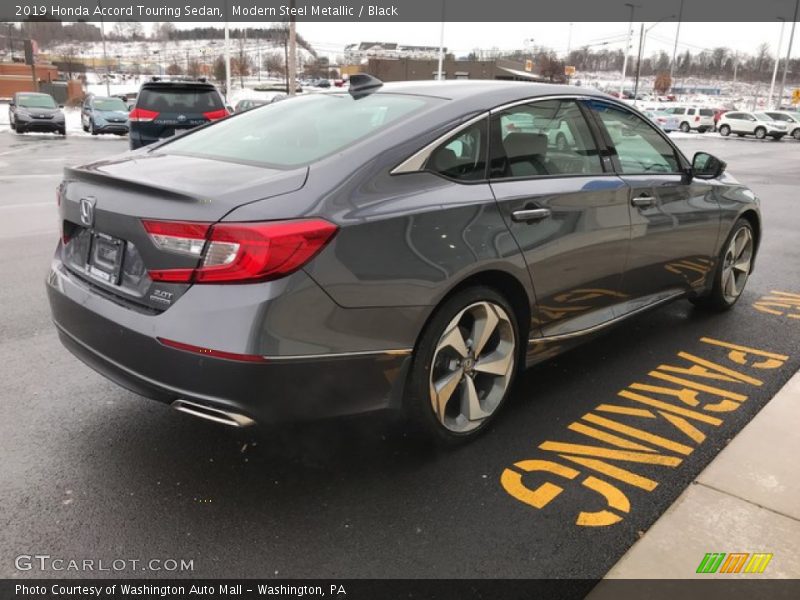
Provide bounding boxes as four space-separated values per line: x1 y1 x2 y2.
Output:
489 99 603 179
588 101 680 174
163 93 435 168
424 119 487 181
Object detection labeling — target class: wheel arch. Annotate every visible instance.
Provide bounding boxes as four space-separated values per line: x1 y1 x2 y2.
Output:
415 268 533 355
738 209 761 270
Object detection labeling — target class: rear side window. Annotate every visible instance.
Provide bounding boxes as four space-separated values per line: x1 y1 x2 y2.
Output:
489 99 603 179
699 109 714 117
137 87 223 113
588 101 680 174
425 119 487 181
163 93 433 168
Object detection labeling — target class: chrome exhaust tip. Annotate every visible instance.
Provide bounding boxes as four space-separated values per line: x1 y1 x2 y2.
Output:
172 399 256 428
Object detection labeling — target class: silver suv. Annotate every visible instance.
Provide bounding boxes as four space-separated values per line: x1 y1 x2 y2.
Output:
664 106 715 133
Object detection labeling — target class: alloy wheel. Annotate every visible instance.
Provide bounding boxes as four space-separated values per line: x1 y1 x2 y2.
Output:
429 301 516 433
721 226 753 304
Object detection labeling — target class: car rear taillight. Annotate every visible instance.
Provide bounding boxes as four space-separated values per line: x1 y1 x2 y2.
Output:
203 109 229 121
128 108 159 122
157 337 268 363
695 116 700 122
142 219 338 284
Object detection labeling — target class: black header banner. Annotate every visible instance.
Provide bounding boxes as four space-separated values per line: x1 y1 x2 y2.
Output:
1 0 797 23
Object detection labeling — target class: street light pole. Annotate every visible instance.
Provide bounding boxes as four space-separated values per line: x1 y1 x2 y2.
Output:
776 0 799 110
97 0 110 95
669 0 684 82
768 18 787 109
619 3 637 98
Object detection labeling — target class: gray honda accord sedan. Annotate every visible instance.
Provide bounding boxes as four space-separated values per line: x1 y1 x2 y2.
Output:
47 75 761 443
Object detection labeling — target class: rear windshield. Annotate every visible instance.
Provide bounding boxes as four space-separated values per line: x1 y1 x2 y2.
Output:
17 94 56 108
93 97 128 112
137 86 223 113
699 109 714 116
162 93 435 168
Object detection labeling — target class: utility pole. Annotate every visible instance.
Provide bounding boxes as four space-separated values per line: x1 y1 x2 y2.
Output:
732 52 739 99
768 18 787 109
776 0 799 110
224 0 231 97
669 0 684 82
288 0 297 95
437 0 446 80
566 22 573 58
619 3 637 98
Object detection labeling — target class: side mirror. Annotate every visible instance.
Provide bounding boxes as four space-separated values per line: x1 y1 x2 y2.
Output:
58 104 64 109
9 101 15 107
691 152 726 179
225 105 234 114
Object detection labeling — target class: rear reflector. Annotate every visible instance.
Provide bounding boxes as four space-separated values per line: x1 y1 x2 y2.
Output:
157 337 268 363
143 218 338 284
129 108 159 122
203 108 229 121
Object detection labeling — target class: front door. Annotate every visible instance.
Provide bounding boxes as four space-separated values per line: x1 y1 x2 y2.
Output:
584 100 720 307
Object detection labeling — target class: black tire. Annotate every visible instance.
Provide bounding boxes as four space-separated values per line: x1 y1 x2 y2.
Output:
90 120 98 136
680 121 691 133
404 286 522 445
771 134 784 141
698 127 707 133
737 133 745 137
754 127 766 140
82 122 89 132
58 128 66 136
793 128 800 140
719 125 731 136
690 218 755 312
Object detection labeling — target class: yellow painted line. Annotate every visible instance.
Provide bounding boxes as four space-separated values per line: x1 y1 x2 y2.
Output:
559 455 659 491
582 413 695 456
568 422 656 452
618 390 723 426
629 381 700 407
576 476 629 527
538 442 682 466
769 290 800 301
675 352 763 386
659 412 707 444
499 460 579 509
648 371 749 402
699 338 788 370
595 404 655 418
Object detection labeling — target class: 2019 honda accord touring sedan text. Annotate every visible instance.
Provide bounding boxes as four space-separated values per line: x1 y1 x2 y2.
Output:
47 75 761 443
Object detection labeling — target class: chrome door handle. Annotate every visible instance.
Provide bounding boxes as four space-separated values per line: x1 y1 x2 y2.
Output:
511 208 552 223
631 195 656 208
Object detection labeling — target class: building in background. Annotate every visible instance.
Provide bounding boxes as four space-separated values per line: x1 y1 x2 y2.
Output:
350 57 551 83
344 42 446 64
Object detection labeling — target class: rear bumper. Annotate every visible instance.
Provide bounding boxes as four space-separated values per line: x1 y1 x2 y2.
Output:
46 260 415 424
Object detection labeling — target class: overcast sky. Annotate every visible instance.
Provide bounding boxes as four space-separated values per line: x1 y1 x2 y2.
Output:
169 21 795 59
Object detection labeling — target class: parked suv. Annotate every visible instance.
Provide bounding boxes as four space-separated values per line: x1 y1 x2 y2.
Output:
663 106 714 133
763 111 800 140
8 92 66 135
81 95 130 136
128 78 229 149
717 111 787 140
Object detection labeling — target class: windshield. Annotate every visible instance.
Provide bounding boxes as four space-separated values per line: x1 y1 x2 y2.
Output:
93 97 128 112
162 93 435 168
17 94 56 109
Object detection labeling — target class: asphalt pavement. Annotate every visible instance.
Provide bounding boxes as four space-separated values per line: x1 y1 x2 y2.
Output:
0 128 798 580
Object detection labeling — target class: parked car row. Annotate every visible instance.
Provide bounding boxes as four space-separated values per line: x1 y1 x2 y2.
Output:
718 110 800 140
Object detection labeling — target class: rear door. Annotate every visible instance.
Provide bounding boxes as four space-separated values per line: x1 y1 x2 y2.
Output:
488 98 631 337
133 85 226 144
584 100 720 305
